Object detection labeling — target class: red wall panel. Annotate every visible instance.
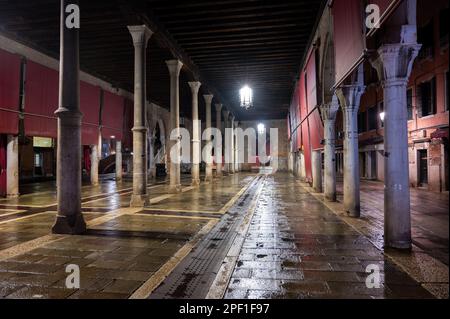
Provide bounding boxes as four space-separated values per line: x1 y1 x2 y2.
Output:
0 49 21 135
305 51 317 113
102 91 124 140
122 98 133 149
332 0 365 86
0 135 6 197
24 61 58 138
80 81 100 145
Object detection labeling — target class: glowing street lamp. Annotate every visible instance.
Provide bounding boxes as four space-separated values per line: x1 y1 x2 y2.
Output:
379 112 385 123
240 85 253 109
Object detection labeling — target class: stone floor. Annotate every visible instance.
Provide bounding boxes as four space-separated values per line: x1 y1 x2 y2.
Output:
223 174 445 299
0 172 447 299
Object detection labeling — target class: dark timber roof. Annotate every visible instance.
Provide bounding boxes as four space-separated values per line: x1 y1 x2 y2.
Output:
0 0 325 121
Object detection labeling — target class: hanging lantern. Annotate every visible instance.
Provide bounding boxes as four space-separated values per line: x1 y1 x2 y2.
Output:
239 85 253 109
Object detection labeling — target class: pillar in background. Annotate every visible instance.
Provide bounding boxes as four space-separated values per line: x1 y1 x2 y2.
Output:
189 81 201 187
222 109 230 175
336 70 365 218
234 122 240 172
215 103 223 177
320 96 340 201
52 0 86 234
90 144 99 186
230 115 235 174
312 150 322 193
115 140 122 182
128 25 152 206
6 135 19 198
166 60 183 193
203 94 214 183
371 39 420 249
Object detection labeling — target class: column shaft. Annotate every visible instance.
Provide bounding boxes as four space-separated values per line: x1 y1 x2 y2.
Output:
6 135 19 198
90 144 99 186
215 104 223 177
189 81 201 186
337 82 364 218
128 25 152 206
204 94 214 183
116 140 122 181
371 42 420 249
321 97 339 201
52 0 86 234
167 60 183 193
312 151 322 192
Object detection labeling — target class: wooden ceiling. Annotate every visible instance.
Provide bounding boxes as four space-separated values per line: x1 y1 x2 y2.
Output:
0 0 325 121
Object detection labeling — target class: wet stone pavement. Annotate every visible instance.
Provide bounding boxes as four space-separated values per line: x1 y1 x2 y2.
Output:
224 174 435 299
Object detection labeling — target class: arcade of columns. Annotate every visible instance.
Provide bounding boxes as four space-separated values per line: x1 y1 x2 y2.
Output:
16 0 420 252
49 3 240 234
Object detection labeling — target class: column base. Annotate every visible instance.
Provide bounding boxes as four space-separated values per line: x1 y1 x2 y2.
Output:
168 184 182 193
325 193 336 202
216 172 223 178
191 179 201 187
6 193 19 199
385 240 412 250
346 208 360 218
52 214 86 235
130 194 149 207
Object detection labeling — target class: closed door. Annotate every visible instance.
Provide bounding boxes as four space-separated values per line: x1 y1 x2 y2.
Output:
0 135 6 197
418 150 428 185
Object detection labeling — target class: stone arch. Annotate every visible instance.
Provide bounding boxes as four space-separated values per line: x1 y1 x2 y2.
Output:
320 31 336 104
148 115 167 177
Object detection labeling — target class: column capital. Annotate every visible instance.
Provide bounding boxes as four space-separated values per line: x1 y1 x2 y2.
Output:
203 94 214 105
188 81 201 95
127 25 153 47
166 59 183 77
336 84 365 113
370 42 421 86
320 95 340 121
215 103 223 112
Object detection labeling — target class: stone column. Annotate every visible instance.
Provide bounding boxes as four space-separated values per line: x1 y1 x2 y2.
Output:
203 94 214 183
336 77 365 218
128 25 152 206
115 140 122 182
52 0 86 234
371 42 420 249
230 115 235 174
320 96 340 201
90 144 99 186
6 135 19 198
222 109 230 175
189 81 201 187
234 122 240 172
166 60 183 193
312 150 322 192
215 103 223 177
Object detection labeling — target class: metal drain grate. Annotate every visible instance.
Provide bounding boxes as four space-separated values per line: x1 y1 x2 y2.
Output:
149 176 263 299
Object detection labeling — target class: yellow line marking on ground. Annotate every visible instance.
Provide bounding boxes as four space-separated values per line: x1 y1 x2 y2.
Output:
133 213 218 220
0 211 53 225
0 234 65 262
143 207 223 215
86 207 143 227
207 175 266 299
129 219 218 299
149 194 174 204
0 209 26 217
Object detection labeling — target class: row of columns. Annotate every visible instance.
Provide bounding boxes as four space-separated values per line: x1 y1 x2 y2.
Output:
314 41 419 249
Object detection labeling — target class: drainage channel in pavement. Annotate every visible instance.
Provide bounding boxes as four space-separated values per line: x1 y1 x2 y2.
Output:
148 175 264 299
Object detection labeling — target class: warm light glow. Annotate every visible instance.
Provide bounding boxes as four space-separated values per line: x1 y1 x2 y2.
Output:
257 123 265 135
240 85 253 109
110 135 116 139
379 112 385 122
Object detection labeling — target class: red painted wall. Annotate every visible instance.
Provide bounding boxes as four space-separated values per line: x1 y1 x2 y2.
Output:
0 49 21 135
